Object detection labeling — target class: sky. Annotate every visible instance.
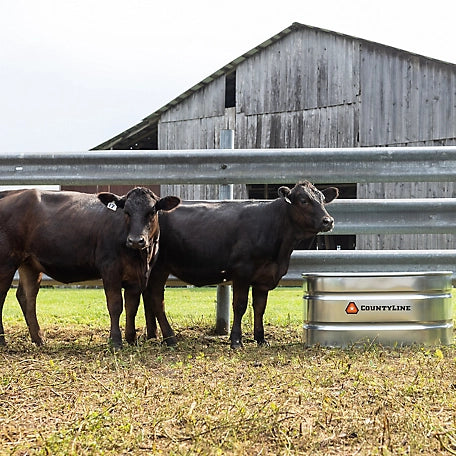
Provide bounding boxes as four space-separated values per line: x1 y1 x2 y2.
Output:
1 0 455 153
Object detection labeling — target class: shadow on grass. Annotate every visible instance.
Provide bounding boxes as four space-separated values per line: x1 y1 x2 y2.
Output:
0 322 317 368
2 321 445 368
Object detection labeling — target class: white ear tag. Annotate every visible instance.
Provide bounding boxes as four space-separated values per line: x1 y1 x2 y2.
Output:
285 197 292 204
107 201 117 211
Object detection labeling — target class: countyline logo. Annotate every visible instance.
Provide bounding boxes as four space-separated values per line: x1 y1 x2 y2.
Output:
345 301 411 314
345 302 359 314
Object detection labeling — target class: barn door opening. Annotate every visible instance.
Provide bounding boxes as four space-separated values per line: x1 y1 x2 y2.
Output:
225 71 236 108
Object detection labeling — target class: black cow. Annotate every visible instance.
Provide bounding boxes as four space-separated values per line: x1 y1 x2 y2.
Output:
0 187 180 349
141 181 338 348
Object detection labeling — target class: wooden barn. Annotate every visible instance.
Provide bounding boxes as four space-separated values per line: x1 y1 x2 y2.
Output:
93 22 456 250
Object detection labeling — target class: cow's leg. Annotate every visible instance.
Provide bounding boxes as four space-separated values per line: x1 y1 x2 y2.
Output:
0 290 8 345
230 281 250 349
143 270 176 346
142 290 158 340
16 265 43 345
0 264 19 345
103 284 124 350
252 286 269 346
124 285 141 345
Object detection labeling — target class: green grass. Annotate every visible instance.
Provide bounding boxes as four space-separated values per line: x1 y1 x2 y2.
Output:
3 287 108 325
2 287 456 455
2 286 305 334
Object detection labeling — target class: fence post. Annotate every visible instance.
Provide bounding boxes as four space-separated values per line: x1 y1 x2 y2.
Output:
215 129 234 335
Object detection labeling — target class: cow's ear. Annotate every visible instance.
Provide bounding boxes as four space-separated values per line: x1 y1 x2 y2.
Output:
278 186 292 204
98 192 126 210
156 196 181 212
322 187 339 204
278 186 291 198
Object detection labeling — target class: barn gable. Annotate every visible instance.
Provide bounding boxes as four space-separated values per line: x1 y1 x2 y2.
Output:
94 22 456 249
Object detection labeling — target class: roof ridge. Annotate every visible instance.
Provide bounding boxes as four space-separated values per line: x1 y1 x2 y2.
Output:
93 22 456 150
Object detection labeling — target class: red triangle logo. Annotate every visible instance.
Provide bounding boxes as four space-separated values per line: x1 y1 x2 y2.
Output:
345 301 359 314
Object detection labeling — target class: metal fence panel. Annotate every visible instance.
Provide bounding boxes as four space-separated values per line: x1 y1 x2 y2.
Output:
4 147 456 288
328 198 456 234
287 250 456 284
2 146 456 185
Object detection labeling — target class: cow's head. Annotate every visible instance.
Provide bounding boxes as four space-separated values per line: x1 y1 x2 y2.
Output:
98 187 180 250
278 181 338 238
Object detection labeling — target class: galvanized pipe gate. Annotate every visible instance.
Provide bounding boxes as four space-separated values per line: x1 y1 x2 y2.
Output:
2 145 456 330
2 146 456 185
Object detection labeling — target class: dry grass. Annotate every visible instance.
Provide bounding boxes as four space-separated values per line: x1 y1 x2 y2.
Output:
1 288 456 455
1 323 456 455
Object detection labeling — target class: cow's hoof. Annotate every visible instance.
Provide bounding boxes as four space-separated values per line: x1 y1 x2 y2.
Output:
125 334 138 346
125 332 137 346
230 340 244 350
257 339 270 347
109 340 123 351
162 335 177 346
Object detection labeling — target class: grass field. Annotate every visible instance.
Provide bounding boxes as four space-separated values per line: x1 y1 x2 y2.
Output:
1 286 456 455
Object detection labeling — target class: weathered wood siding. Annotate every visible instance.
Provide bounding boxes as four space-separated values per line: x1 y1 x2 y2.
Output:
356 44 456 249
160 77 226 123
356 138 456 249
236 105 358 148
157 24 456 249
359 44 456 146
159 104 245 199
235 30 360 148
237 30 360 114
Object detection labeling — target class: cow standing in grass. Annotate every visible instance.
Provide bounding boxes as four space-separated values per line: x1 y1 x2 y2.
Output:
141 181 338 348
0 187 180 349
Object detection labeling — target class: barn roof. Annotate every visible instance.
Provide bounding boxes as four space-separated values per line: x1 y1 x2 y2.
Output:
93 22 456 150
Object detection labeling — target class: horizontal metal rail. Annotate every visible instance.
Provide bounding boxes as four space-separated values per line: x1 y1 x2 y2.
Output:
2 146 456 185
15 250 456 287
287 250 456 285
328 198 456 234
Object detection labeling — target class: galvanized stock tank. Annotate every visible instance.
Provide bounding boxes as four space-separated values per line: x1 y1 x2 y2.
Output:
303 272 453 347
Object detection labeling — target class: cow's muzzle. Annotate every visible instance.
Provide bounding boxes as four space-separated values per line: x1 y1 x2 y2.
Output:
126 235 148 250
319 216 334 232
